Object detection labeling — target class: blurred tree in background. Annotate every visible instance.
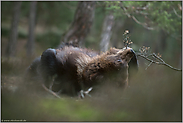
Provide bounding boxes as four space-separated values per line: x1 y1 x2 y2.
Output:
100 13 114 52
27 1 37 58
5 2 22 58
59 1 96 47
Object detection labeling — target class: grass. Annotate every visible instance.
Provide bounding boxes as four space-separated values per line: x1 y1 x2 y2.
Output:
1 61 182 121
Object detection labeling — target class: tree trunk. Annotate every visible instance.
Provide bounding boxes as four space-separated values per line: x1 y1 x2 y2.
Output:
111 19 125 48
60 1 96 47
27 1 37 58
100 13 114 52
6 2 22 58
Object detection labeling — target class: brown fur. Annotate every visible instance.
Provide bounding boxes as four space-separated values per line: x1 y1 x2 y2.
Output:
79 48 134 89
27 46 136 96
55 46 135 89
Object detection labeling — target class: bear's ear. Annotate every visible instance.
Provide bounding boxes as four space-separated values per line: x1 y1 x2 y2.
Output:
108 47 121 55
117 48 135 64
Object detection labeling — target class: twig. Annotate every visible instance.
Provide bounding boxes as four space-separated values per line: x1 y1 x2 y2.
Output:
136 3 150 11
135 10 149 16
131 16 154 30
119 2 155 30
42 84 61 98
145 61 153 70
137 53 182 71
152 53 164 62
173 7 182 18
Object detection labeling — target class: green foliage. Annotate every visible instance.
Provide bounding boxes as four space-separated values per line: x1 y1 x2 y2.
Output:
104 1 126 18
104 1 182 36
148 1 182 33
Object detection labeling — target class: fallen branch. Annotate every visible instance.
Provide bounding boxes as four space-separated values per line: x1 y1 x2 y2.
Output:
42 84 61 98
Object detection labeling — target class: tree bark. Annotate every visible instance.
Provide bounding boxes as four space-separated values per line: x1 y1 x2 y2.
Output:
60 1 96 47
27 1 37 58
100 13 114 52
6 2 22 58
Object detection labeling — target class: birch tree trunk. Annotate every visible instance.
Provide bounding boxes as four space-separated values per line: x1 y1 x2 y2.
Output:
60 1 96 47
100 14 114 52
6 2 22 58
27 1 37 58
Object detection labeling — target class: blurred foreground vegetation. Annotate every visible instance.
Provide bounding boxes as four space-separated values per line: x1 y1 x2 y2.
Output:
1 62 181 121
1 1 182 122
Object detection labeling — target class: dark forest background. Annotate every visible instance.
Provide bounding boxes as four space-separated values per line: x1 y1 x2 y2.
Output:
1 1 182 122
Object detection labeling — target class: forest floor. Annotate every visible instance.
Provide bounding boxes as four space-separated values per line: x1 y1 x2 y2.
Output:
1 37 182 122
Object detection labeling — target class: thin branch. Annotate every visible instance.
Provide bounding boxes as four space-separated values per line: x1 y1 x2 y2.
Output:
137 53 182 71
173 7 182 18
120 4 131 18
135 3 150 15
131 16 154 30
42 84 61 98
119 2 155 30
136 3 150 11
134 10 149 16
145 61 153 70
152 53 164 62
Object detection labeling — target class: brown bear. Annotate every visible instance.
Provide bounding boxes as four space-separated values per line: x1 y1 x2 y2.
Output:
26 45 138 97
